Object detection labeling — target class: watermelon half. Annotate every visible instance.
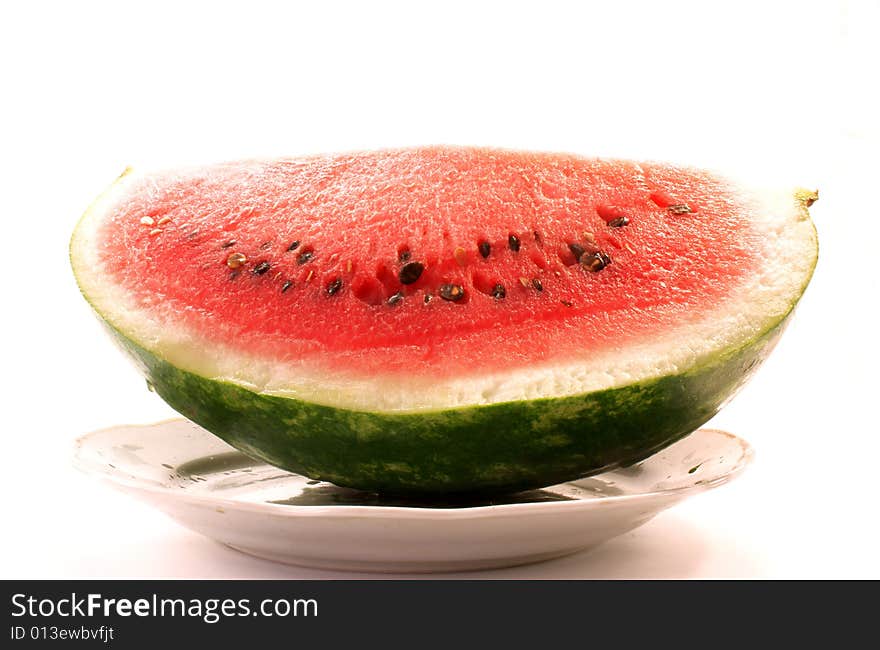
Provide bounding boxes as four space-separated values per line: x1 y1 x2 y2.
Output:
70 147 817 495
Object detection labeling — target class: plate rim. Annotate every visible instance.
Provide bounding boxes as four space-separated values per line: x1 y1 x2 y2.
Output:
72 418 754 521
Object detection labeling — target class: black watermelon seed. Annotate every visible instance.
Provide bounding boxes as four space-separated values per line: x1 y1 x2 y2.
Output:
532 278 543 291
439 284 465 302
424 294 432 304
398 250 412 262
281 280 292 293
568 243 586 261
508 234 521 252
297 250 314 265
491 284 506 299
253 261 271 275
326 278 343 296
387 291 404 306
478 241 491 258
561 299 573 307
221 239 236 249
399 261 424 285
608 216 630 228
581 251 612 272
668 204 692 215
287 240 301 252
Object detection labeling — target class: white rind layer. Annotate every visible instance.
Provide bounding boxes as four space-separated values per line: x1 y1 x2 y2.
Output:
70 168 817 413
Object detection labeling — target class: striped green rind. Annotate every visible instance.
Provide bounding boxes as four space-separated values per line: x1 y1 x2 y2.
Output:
101 312 792 495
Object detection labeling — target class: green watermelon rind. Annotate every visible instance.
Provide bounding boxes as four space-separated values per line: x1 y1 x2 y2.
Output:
95 293 802 494
71 165 818 495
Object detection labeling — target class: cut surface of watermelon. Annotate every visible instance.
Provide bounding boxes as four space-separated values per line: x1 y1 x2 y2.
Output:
72 147 815 411
71 147 817 493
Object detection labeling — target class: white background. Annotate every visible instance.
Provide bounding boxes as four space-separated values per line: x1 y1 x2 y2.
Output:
1 0 877 578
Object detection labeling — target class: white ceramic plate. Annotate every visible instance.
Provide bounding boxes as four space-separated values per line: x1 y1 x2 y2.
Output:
73 419 752 573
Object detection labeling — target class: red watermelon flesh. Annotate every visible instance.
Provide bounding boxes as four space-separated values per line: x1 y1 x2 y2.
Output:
93 147 760 380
